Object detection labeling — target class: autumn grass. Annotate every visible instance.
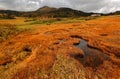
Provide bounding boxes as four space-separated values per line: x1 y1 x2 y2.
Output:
35 54 85 79
0 16 103 79
0 23 31 42
0 24 18 41
0 46 32 79
0 17 37 42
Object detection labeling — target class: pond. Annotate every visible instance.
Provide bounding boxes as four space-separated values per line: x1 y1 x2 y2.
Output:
75 38 110 68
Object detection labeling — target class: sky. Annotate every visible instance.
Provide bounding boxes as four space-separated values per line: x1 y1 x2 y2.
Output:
0 0 120 13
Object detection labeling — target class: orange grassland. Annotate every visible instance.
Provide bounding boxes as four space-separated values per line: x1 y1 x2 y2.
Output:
0 16 120 79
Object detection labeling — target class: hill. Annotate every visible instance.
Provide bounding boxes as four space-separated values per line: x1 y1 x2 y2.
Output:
24 6 93 18
36 6 57 13
0 6 94 18
0 10 21 19
112 11 120 15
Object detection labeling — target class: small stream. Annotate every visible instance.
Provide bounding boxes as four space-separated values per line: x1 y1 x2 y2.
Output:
75 38 110 68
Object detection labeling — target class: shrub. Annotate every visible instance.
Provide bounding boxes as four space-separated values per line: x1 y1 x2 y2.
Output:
0 24 20 42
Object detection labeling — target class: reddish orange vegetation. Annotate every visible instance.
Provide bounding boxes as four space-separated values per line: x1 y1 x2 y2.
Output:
0 16 120 79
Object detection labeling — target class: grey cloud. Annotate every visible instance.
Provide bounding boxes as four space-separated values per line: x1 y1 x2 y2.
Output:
0 0 120 13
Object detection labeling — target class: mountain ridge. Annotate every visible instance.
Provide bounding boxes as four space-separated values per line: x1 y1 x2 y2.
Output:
1 6 119 18
21 6 94 18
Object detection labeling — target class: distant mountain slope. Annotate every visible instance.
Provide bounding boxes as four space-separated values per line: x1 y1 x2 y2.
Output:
0 10 21 16
103 11 120 16
0 10 21 19
36 6 57 13
0 6 96 18
112 11 120 15
23 6 93 18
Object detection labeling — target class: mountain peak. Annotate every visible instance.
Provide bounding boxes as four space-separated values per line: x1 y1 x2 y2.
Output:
36 6 57 12
40 6 51 9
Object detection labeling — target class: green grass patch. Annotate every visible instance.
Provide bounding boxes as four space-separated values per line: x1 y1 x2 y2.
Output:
29 17 98 25
30 19 58 25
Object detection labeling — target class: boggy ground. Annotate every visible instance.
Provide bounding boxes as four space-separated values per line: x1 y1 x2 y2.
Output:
0 16 120 79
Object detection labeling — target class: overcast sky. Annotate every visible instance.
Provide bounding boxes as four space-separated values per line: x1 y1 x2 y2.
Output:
0 0 120 13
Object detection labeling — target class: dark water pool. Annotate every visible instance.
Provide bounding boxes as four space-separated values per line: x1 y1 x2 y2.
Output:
75 38 110 68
